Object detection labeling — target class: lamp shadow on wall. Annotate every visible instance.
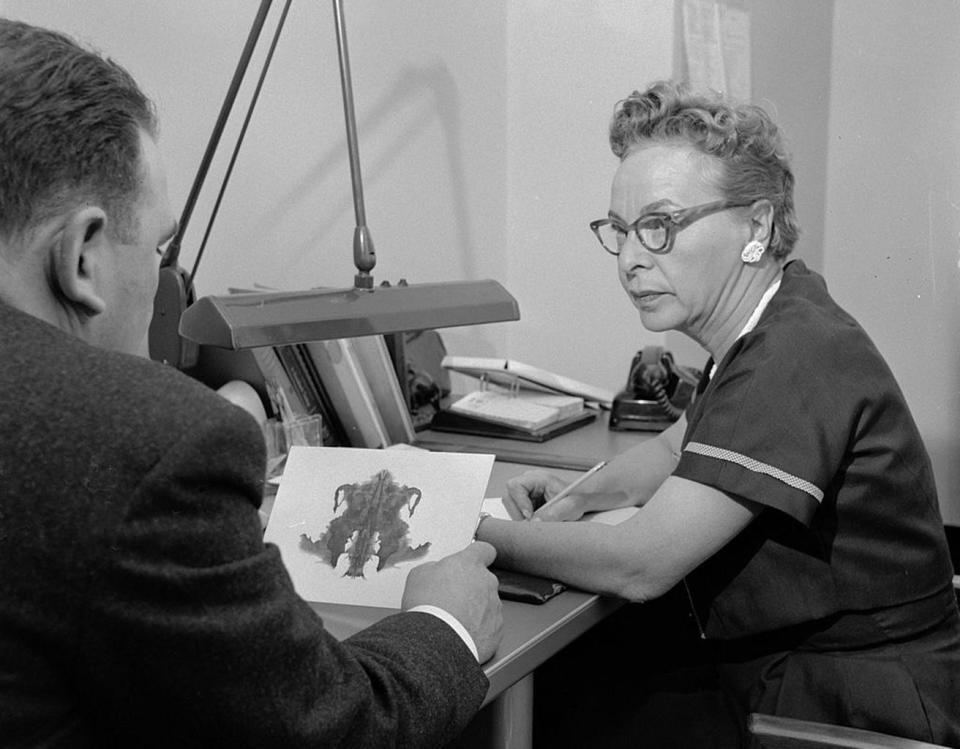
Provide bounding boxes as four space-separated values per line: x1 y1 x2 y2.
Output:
260 62 480 285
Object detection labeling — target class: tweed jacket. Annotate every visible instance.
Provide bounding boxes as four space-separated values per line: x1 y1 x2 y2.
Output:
0 302 487 748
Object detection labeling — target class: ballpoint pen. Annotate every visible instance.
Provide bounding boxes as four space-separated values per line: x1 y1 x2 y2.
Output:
531 460 608 518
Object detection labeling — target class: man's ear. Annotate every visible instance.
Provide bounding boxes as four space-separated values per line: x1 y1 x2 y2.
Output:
53 206 110 315
748 199 775 246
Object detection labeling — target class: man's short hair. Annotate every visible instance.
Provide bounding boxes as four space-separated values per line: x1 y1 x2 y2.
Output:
0 18 157 244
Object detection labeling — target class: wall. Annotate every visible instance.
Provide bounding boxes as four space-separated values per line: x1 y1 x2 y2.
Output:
667 0 835 367
3 1 958 521
824 0 960 524
498 0 675 389
0 0 674 395
0 0 823 394
0 0 513 353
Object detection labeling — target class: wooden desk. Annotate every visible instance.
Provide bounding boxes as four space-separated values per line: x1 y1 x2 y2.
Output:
309 583 623 748
257 414 653 747
306 415 654 748
309 451 631 699
306 459 625 749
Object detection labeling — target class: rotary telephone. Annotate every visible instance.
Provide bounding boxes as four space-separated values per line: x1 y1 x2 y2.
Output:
609 346 701 431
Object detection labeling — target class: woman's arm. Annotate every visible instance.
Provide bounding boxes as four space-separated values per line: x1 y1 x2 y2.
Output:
477 473 760 603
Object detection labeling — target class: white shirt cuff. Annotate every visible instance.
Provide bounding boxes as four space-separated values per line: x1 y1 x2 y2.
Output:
408 605 480 662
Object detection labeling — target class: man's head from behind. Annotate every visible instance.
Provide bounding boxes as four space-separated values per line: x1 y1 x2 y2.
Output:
0 18 175 355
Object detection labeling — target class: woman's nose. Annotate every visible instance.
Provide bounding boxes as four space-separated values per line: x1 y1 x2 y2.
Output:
618 231 653 271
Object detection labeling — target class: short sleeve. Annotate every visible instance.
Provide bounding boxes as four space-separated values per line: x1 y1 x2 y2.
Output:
674 322 870 525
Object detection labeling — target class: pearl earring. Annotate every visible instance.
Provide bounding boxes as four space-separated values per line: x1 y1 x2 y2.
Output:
741 240 765 263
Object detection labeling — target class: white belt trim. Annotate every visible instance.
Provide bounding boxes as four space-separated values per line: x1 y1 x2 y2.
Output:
685 442 824 503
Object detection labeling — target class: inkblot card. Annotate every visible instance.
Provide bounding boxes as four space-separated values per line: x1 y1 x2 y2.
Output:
264 445 495 608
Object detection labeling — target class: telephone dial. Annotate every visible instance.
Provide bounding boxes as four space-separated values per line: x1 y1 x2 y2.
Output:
609 346 702 431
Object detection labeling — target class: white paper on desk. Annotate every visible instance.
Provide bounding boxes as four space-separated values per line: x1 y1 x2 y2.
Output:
266 446 495 608
482 497 639 525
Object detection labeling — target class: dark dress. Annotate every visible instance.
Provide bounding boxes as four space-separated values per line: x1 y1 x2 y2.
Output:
529 261 957 748
674 260 960 745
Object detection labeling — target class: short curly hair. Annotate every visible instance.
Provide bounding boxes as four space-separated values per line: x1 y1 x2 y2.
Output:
608 81 799 258
0 19 157 244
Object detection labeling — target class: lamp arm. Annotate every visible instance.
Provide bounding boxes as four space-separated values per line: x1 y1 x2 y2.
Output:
187 0 293 296
165 0 275 272
332 0 376 288
150 0 275 369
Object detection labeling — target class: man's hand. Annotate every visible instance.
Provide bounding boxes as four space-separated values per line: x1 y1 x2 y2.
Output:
401 542 503 663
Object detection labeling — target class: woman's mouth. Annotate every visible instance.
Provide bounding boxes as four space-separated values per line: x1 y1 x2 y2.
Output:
631 290 666 307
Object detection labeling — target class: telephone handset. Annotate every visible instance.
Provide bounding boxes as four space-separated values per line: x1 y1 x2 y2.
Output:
609 346 701 431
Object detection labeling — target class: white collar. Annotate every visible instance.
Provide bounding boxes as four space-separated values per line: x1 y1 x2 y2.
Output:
707 274 782 380
737 274 782 339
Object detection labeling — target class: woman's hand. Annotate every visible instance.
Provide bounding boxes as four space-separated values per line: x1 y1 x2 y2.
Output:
503 469 586 521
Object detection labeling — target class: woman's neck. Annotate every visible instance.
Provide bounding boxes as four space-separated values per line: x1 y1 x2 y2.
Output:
697 266 783 364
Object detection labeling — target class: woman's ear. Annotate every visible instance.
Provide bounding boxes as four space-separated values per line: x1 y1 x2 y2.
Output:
749 199 775 246
53 206 109 316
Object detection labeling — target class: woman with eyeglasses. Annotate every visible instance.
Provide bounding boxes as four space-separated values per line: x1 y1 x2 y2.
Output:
475 80 960 746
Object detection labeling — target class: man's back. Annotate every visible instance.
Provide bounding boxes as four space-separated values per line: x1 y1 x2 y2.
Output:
0 301 488 747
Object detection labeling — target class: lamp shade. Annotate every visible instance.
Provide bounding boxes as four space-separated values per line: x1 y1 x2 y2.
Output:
179 279 519 350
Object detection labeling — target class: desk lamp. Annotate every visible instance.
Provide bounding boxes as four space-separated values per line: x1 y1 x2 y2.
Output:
151 0 518 366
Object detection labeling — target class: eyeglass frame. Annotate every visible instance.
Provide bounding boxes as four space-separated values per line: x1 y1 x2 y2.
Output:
589 199 755 256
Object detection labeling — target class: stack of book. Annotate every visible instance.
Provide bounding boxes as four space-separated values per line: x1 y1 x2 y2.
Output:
441 356 615 408
432 356 613 441
249 335 415 450
449 390 584 430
